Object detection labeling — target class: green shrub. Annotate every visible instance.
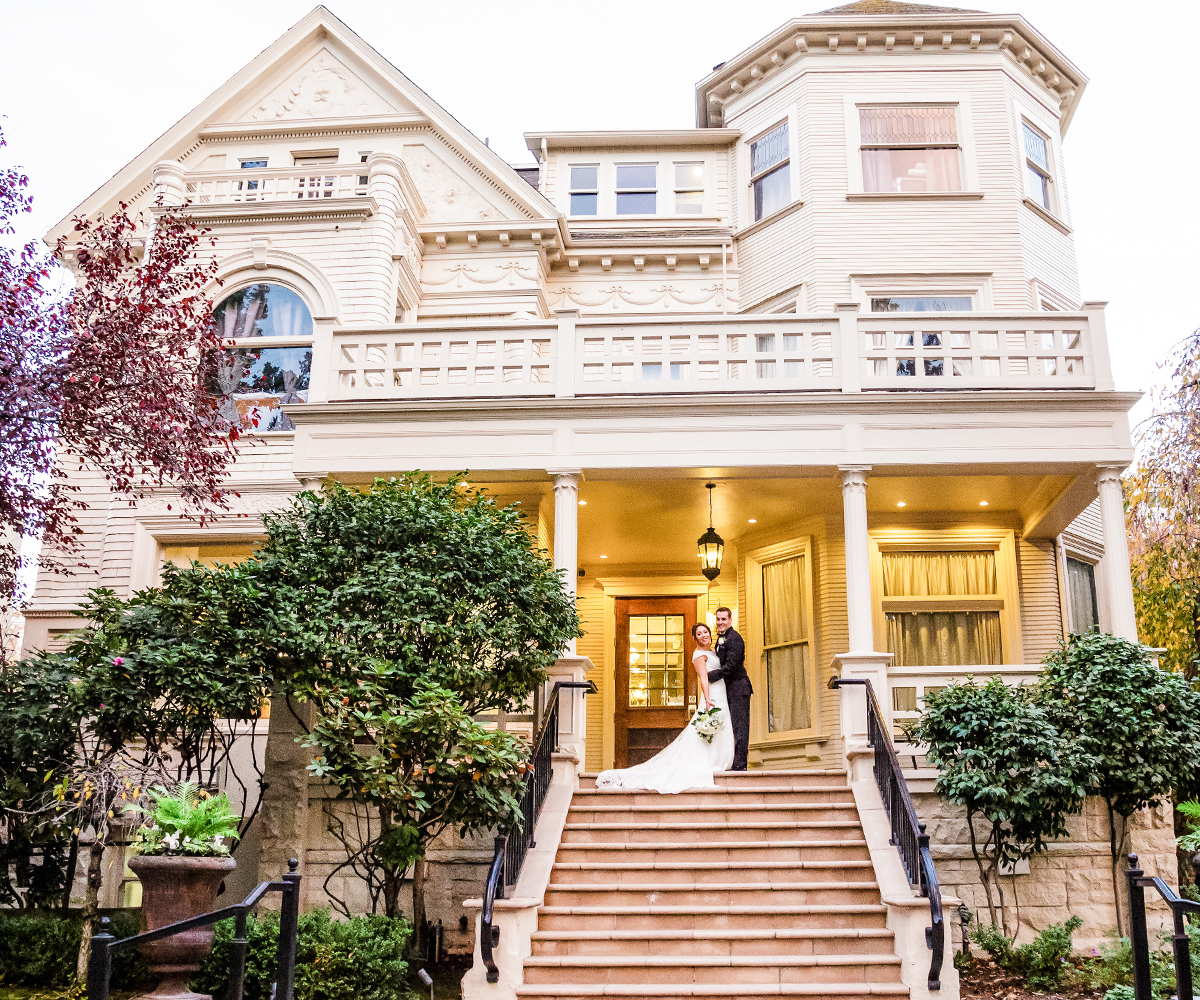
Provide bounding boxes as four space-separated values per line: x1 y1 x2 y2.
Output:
1065 930 1185 998
1102 986 1136 1000
0 911 150 988
192 908 410 1000
972 915 1083 990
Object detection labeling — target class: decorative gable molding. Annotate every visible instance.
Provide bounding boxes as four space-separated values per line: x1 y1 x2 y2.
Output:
243 48 403 122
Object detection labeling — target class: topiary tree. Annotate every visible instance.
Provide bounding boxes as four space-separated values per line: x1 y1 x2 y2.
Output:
909 676 1092 937
241 475 580 952
1036 631 1200 934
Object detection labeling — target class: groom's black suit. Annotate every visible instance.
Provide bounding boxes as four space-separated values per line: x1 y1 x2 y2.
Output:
707 627 752 771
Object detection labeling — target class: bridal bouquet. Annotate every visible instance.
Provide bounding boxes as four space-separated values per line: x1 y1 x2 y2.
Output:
691 705 725 744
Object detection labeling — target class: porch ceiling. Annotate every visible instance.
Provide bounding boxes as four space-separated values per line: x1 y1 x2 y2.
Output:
484 472 1076 570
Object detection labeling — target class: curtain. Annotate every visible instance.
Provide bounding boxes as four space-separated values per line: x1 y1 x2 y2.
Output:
882 551 996 597
887 611 1002 666
861 147 962 193
1066 558 1098 631
767 644 811 732
763 555 809 732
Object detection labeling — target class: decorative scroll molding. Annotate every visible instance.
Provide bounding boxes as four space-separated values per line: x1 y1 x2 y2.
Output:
547 283 739 311
247 50 397 122
422 262 541 288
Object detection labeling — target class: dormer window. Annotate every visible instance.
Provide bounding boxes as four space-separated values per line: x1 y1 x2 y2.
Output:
569 165 599 216
750 123 790 221
859 106 961 193
615 164 657 215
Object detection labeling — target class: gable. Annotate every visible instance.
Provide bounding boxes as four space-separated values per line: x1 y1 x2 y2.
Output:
242 47 413 122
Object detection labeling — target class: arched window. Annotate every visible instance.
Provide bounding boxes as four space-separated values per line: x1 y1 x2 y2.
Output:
210 283 313 432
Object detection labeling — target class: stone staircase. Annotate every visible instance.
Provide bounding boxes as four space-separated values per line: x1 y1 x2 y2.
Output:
515 769 908 1000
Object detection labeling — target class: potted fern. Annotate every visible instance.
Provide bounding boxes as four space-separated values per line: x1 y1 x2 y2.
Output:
129 783 240 1000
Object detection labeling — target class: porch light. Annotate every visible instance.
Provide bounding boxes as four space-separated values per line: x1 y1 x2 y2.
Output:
697 482 724 582
979 500 989 506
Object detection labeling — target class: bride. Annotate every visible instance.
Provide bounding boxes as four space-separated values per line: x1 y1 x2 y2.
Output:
596 622 736 793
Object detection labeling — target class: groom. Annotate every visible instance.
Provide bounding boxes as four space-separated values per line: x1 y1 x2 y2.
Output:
706 606 752 771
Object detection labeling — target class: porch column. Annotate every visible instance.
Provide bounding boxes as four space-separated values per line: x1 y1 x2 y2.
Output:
1097 465 1139 641
836 466 892 762
840 466 874 652
550 470 582 653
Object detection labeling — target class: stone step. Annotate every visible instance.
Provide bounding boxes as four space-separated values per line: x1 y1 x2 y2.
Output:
530 928 897 958
560 820 864 845
571 787 855 808
578 770 849 791
515 983 909 999
550 860 875 885
543 882 881 909
521 953 904 986
553 840 872 865
566 803 859 825
536 904 890 933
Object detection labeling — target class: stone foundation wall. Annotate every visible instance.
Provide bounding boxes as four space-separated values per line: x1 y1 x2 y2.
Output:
916 791 1179 949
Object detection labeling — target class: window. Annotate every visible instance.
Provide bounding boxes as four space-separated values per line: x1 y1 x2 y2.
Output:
859 106 962 193
1023 122 1052 211
569 164 599 216
763 554 810 732
883 550 1002 665
871 296 973 312
1066 557 1098 632
615 164 656 214
209 284 313 433
750 123 790 221
293 154 338 166
627 615 685 708
240 159 267 169
674 162 704 214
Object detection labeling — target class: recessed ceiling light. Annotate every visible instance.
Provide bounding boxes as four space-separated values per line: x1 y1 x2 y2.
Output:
578 500 587 506
979 500 989 506
599 554 607 559
748 518 757 524
896 501 906 507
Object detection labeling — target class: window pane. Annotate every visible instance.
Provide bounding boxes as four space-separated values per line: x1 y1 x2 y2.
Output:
211 346 311 432
1026 165 1050 209
616 164 656 189
570 165 598 190
212 283 314 339
886 611 1002 666
570 192 598 215
767 643 810 732
763 555 807 646
675 191 703 214
1023 124 1049 172
675 163 704 190
1066 558 1099 632
628 614 685 708
751 124 789 177
871 296 972 312
861 147 961 193
882 551 997 596
240 160 267 169
860 106 958 144
753 165 791 220
616 191 656 214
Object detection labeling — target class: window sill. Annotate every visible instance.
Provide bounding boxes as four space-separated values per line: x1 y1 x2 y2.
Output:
734 199 805 240
845 191 985 201
1022 197 1073 235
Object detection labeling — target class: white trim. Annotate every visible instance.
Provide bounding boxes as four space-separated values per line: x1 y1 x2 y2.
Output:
212 250 341 321
849 272 994 312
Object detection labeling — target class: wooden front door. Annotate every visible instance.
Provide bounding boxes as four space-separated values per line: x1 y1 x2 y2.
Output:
614 597 698 768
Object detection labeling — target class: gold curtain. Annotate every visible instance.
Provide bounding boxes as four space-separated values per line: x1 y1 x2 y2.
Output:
882 550 996 597
763 555 810 732
886 611 1002 666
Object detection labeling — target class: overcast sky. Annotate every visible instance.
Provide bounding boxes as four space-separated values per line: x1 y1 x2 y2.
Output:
2 0 1197 424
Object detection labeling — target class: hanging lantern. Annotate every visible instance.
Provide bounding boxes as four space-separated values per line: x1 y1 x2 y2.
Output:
697 482 724 582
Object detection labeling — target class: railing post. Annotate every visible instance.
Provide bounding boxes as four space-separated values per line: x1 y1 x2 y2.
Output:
1171 902 1193 1000
1126 854 1153 1000
555 309 579 399
228 908 250 1000
274 859 301 1000
836 302 862 393
87 916 115 1000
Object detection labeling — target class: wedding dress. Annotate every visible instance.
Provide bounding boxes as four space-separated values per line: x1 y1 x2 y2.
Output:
596 649 736 793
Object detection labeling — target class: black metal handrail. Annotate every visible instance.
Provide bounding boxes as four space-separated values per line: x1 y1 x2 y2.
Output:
480 680 595 983
87 859 301 1000
1125 852 1200 1000
830 676 944 991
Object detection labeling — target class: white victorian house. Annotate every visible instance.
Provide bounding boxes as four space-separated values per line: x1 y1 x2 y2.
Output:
25 3 1172 997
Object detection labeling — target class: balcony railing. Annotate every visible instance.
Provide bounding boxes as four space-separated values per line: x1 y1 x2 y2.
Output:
324 309 1108 402
185 166 369 204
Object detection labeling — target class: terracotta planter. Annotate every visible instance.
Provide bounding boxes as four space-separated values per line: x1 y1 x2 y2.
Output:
129 854 237 1000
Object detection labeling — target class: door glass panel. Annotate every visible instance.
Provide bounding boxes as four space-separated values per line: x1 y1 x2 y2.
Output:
763 554 810 733
628 615 685 708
